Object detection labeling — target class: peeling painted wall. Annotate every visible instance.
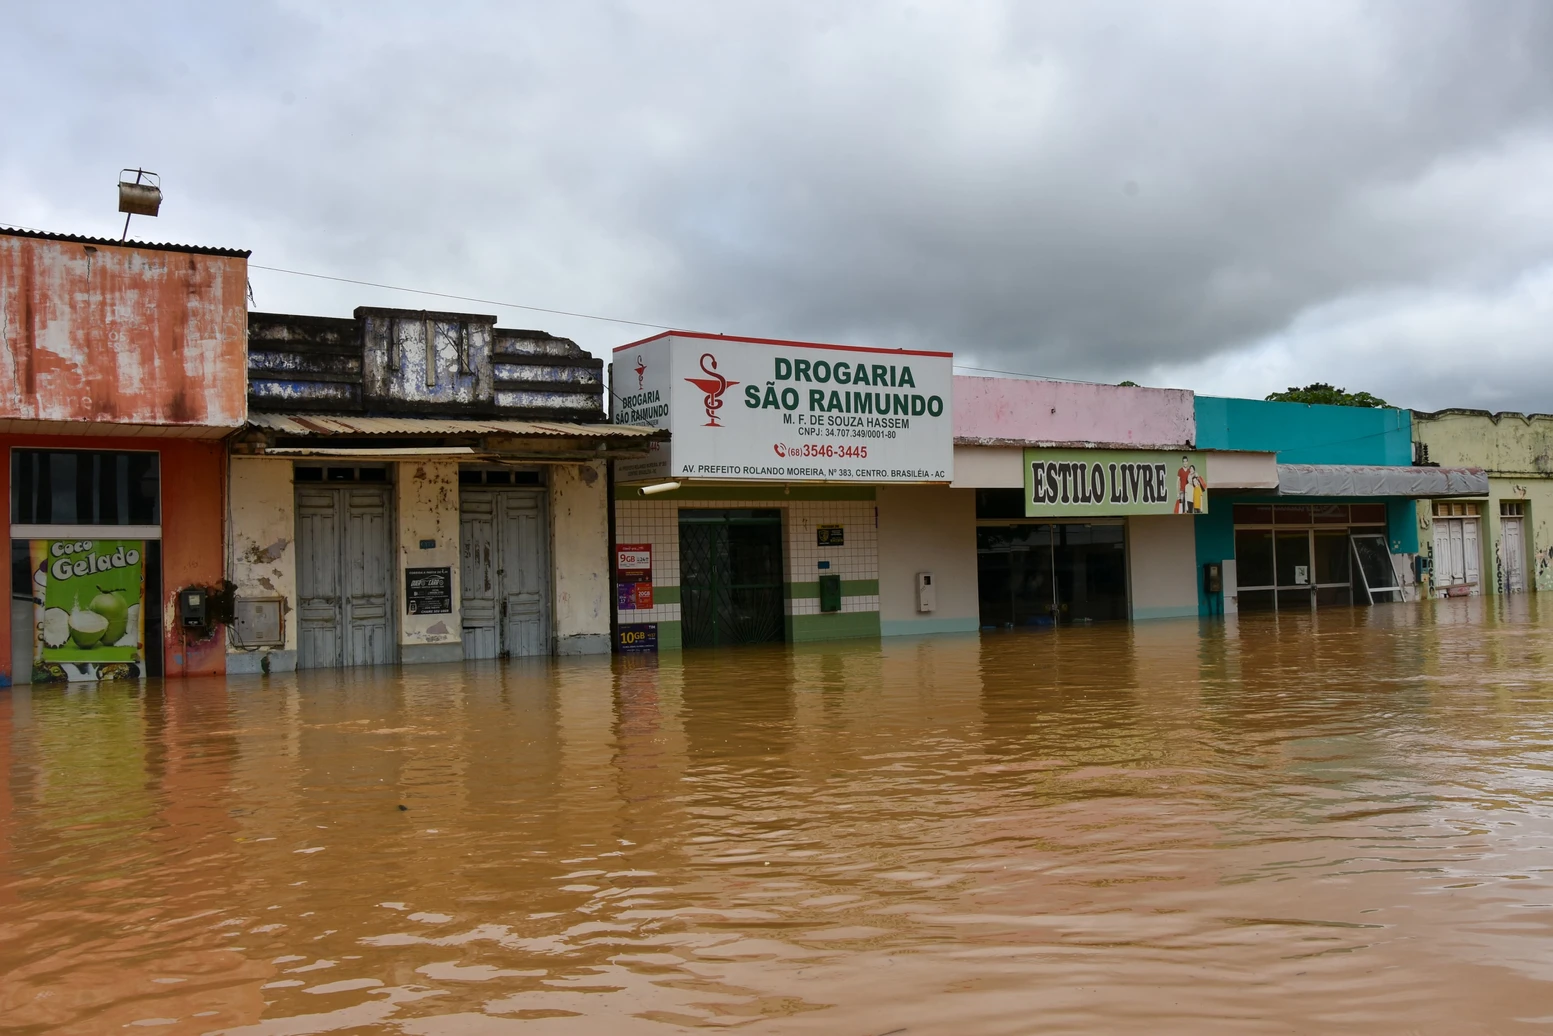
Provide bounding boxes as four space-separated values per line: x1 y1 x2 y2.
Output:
1414 411 1553 595
227 457 298 669
0 235 248 427
248 305 605 420
550 462 611 654
362 311 494 409
955 377 1194 447
396 460 464 652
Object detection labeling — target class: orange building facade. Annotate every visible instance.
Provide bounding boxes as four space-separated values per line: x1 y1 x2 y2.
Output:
0 228 248 685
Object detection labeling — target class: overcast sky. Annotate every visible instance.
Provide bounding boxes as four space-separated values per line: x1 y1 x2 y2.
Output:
5 1 1553 411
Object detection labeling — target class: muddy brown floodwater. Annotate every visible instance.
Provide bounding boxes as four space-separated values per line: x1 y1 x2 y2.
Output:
5 601 1553 1034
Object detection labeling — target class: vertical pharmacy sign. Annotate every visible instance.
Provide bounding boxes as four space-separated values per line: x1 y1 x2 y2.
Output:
31 539 146 681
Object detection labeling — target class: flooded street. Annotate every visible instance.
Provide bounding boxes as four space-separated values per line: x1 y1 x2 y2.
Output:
5 601 1553 1034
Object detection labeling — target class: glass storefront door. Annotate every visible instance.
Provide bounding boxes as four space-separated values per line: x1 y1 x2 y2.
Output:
1231 503 1387 612
977 523 1127 627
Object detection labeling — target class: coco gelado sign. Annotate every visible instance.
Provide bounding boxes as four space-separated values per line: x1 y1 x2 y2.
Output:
613 332 954 483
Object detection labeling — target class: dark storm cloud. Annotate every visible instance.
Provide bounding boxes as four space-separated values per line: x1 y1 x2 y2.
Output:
5 1 1553 409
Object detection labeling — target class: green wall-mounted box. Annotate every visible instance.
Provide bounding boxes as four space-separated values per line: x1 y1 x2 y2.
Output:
818 574 842 613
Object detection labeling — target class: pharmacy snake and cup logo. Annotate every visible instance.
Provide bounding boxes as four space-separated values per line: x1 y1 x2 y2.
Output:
634 354 646 390
684 352 739 427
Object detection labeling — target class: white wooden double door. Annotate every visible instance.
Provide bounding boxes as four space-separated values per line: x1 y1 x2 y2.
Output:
1432 517 1480 596
460 489 549 659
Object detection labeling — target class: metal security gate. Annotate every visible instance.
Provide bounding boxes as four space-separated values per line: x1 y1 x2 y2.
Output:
678 509 785 648
296 485 395 668
460 489 549 658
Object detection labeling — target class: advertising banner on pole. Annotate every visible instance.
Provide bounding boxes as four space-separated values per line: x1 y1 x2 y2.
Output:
613 332 954 483
1023 449 1209 517
29 539 147 682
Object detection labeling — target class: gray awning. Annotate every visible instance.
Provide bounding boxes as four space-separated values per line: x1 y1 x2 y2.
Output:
1276 464 1488 498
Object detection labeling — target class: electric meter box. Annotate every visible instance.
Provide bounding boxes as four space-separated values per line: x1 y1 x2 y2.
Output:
916 572 936 613
1203 562 1223 595
177 587 208 629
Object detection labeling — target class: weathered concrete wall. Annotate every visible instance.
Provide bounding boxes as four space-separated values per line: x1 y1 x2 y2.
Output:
551 462 611 655
876 485 979 635
1126 515 1200 619
0 233 248 427
227 458 297 673
396 461 464 663
954 376 1194 448
1414 410 1553 594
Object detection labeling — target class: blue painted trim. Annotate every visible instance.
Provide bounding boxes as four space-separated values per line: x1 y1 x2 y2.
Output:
1131 605 1199 620
881 616 981 636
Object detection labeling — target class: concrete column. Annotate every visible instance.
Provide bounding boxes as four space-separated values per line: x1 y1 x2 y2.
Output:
227 457 298 674
396 460 463 665
1126 514 1200 620
550 461 611 655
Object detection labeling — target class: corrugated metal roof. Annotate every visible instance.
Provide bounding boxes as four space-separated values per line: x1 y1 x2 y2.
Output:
0 225 250 258
248 412 659 438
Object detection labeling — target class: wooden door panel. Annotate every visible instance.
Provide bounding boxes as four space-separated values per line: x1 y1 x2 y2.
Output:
499 491 548 658
460 490 499 660
296 488 343 669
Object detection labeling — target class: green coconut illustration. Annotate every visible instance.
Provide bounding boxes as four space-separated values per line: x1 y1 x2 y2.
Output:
89 588 130 645
68 607 110 649
41 607 71 649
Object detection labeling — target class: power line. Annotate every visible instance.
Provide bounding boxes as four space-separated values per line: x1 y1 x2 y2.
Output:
951 363 1108 385
0 218 1212 388
248 263 680 331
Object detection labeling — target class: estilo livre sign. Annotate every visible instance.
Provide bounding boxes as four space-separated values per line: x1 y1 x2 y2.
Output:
1023 449 1210 517
612 332 954 483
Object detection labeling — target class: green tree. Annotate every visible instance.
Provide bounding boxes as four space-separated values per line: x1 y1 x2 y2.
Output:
1264 382 1389 408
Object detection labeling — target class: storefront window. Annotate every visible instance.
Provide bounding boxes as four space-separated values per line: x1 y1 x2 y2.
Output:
977 523 1126 626
11 449 159 525
1230 502 1390 613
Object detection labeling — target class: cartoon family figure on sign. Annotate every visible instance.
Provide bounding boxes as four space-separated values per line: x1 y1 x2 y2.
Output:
1174 456 1207 514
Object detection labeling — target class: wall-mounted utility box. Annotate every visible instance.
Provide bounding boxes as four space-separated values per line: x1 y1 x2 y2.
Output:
818 574 842 613
233 597 285 647
178 587 208 629
1203 562 1222 595
916 572 936 613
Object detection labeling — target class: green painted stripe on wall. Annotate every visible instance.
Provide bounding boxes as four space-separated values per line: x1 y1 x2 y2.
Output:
613 484 876 502
655 620 682 651
880 616 981 636
645 584 680 605
786 579 879 600
786 611 881 643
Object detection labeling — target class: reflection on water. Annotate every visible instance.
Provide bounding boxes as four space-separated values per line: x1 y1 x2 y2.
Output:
5 599 1553 1033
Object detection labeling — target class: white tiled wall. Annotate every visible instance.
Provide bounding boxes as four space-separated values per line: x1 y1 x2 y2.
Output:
614 497 880 623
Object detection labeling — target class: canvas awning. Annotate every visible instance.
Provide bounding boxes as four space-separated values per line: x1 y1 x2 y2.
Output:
1276 464 1488 498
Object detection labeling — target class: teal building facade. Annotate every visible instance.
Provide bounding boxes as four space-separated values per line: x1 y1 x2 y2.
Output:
1194 398 1421 616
